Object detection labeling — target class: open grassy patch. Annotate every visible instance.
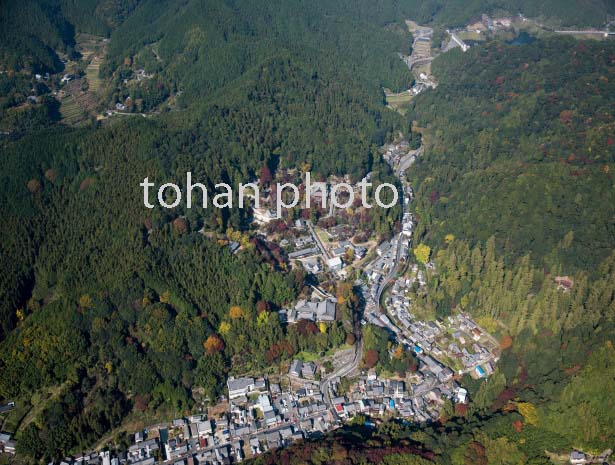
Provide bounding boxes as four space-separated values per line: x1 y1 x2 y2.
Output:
457 30 486 42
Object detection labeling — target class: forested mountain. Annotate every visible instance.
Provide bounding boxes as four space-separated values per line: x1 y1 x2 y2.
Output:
0 0 409 459
240 35 615 465
2 0 612 75
0 0 140 73
242 245 615 464
399 0 615 27
1 0 615 463
408 37 615 272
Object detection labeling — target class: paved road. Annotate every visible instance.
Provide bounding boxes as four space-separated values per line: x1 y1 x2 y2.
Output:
0 402 15 414
407 56 434 70
306 220 330 259
374 145 418 329
320 337 363 419
554 29 614 35
318 141 421 412
397 146 423 177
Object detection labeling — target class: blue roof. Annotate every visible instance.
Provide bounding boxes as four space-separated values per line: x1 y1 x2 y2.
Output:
389 399 395 409
413 345 423 354
475 366 486 377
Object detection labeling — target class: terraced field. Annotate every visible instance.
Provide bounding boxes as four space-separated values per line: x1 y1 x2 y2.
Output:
76 33 107 96
59 94 88 126
86 57 102 94
384 89 413 115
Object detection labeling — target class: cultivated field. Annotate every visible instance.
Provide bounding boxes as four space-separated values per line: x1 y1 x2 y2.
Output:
59 94 88 126
384 89 413 115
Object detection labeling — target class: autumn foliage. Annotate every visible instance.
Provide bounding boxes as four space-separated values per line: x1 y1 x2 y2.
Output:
455 403 468 416
512 420 523 433
229 306 243 319
204 334 225 354
499 335 513 350
26 179 42 193
364 349 379 369
173 218 188 234
465 441 487 465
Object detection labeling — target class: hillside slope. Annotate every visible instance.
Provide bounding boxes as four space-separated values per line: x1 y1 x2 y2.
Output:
408 37 615 272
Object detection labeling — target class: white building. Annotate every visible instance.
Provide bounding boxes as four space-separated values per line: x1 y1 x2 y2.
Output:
253 207 276 224
327 256 343 271
227 377 255 399
455 387 468 404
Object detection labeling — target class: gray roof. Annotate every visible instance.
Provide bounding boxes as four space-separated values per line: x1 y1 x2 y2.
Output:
288 247 319 259
227 377 255 392
293 299 336 322
289 359 303 376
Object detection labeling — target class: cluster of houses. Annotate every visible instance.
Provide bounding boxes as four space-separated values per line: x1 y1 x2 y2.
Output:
358 245 500 422
383 269 500 378
275 216 368 277
47 418 241 465
3 136 502 465
382 140 412 167
386 267 426 329
402 212 414 237
288 360 318 379
327 363 466 423
445 314 497 376
408 80 436 96
47 374 332 465
25 348 479 465
467 14 514 33
363 234 409 306
252 172 375 226
225 376 332 457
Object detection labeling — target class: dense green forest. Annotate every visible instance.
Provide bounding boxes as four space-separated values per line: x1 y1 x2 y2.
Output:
2 0 615 462
0 109 371 458
0 0 408 459
389 34 615 464
244 30 615 465
246 241 615 464
0 0 141 73
398 0 615 27
408 37 615 271
2 0 612 75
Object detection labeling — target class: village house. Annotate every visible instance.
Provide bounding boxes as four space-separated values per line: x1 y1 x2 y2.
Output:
227 377 256 399
253 207 276 224
327 256 343 272
569 450 588 465
286 298 336 323
288 247 319 260
300 258 321 274
289 359 303 377
0 433 16 454
555 276 574 291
